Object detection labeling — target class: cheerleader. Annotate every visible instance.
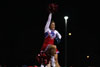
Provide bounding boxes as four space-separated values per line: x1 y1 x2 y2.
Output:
40 12 62 67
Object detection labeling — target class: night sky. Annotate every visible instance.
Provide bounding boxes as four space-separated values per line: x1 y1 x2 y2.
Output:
0 0 100 67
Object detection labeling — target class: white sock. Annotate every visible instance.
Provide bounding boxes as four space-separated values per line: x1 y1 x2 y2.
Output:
45 65 47 67
40 64 44 67
51 56 55 67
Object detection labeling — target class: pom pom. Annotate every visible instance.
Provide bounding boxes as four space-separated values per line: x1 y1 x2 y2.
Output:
48 3 58 13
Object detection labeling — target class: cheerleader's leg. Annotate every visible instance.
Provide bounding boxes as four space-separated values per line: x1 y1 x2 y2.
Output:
54 54 60 67
47 45 56 67
45 45 57 67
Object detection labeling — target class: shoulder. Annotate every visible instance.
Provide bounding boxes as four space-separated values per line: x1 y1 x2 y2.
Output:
45 28 51 33
54 30 58 33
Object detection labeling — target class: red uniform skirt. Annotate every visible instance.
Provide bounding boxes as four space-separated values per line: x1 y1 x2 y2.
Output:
41 43 59 54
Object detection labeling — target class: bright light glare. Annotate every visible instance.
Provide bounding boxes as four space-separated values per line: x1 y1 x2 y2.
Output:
87 56 90 59
68 33 72 36
64 16 68 20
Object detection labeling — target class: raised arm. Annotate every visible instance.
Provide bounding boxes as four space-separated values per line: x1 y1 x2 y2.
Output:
44 13 52 32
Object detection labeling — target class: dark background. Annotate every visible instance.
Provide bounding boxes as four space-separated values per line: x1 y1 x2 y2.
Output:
0 0 100 67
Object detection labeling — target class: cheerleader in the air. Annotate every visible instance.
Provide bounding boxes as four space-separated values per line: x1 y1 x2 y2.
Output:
37 3 62 67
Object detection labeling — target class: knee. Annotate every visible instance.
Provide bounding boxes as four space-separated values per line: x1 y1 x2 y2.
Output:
51 45 56 49
50 46 56 56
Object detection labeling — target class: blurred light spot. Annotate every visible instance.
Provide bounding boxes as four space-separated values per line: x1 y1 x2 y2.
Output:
87 56 90 59
68 33 72 36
